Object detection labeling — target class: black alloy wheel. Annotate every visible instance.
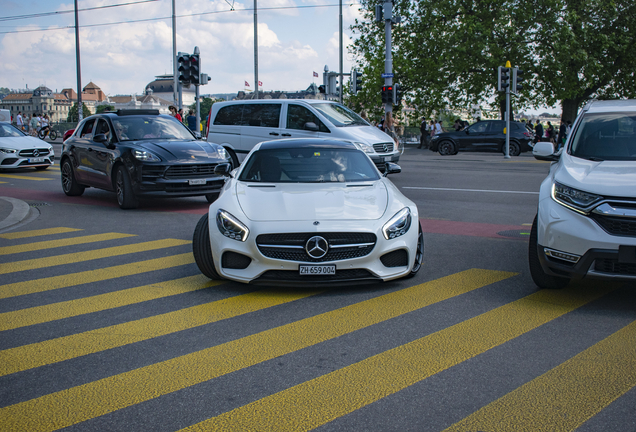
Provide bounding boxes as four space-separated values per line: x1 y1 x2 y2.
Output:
438 141 456 156
61 159 85 196
528 215 570 289
192 213 222 280
406 222 424 278
505 141 521 156
115 166 139 209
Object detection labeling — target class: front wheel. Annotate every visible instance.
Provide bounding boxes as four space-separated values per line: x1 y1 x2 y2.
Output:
49 130 58 140
438 141 456 156
528 215 570 289
192 213 222 280
205 193 219 203
115 166 139 209
406 222 424 278
61 159 85 196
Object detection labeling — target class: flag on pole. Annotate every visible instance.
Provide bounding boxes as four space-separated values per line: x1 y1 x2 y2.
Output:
245 81 250 87
258 81 263 87
313 71 319 78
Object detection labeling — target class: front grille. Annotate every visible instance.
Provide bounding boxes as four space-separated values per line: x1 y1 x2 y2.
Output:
594 259 636 276
253 269 376 283
142 166 167 179
18 148 50 157
380 249 408 267
164 180 224 193
591 214 636 237
222 252 252 269
165 164 219 178
1 158 19 165
373 142 394 154
256 232 376 263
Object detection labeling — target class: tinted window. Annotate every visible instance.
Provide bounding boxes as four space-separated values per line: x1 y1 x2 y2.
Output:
286 105 329 132
487 121 505 133
95 119 111 141
570 112 636 161
241 104 281 128
311 103 367 127
214 105 243 126
114 115 194 141
469 122 488 133
238 148 380 183
0 124 26 138
79 119 96 139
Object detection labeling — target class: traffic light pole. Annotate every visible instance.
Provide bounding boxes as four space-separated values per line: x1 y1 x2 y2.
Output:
504 85 510 159
383 1 393 122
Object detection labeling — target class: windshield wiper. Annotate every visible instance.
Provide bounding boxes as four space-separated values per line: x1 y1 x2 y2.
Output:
581 156 605 162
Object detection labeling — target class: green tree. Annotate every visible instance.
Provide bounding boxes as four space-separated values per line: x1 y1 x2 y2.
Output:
96 105 115 114
189 97 217 123
67 103 91 122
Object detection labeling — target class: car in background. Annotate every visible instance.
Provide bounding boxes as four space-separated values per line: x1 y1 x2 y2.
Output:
192 139 423 286
63 129 74 142
529 99 636 288
60 109 231 209
0 122 54 170
429 120 533 156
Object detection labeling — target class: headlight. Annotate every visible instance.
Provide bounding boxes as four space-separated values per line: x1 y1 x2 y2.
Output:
353 142 375 154
0 148 17 154
431 135 439 140
382 208 412 240
216 209 249 241
216 146 228 160
133 149 161 162
552 182 602 214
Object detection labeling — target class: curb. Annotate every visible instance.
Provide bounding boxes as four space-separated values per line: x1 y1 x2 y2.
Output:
0 196 31 231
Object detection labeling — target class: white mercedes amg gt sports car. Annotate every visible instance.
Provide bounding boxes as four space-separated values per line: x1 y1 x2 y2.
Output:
192 139 423 286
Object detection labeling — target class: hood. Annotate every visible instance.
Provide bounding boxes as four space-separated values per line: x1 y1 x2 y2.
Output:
0 136 51 149
236 181 388 221
556 155 636 198
139 140 222 162
337 125 394 144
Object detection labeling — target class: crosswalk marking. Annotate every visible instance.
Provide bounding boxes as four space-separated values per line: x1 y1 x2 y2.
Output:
0 173 51 181
443 320 636 432
181 285 614 431
0 238 190 274
0 269 514 432
0 227 83 240
0 252 194 299
0 274 218 333
0 232 135 255
0 288 319 376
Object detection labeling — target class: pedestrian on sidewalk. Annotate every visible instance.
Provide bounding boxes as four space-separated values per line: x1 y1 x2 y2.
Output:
16 111 24 131
418 117 428 149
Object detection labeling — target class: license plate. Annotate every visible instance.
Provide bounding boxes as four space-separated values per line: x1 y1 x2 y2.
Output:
384 156 392 162
188 179 206 185
299 265 336 275
29 157 45 163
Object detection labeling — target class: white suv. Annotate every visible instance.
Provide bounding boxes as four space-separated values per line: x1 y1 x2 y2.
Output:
529 99 636 289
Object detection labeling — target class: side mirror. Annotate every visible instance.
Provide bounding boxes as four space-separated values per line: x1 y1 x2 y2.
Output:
214 163 232 177
383 162 401 176
533 141 559 161
303 122 319 132
93 133 108 143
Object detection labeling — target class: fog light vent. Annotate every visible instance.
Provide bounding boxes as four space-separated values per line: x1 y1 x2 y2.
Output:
544 248 581 263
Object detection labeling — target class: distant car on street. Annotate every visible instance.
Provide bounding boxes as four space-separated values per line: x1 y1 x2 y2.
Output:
429 120 534 156
60 109 231 209
0 122 54 170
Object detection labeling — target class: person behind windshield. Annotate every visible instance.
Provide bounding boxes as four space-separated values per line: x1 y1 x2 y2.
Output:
143 123 162 139
113 121 129 140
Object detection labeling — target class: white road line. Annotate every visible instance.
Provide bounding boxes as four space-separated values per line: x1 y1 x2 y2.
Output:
403 187 539 194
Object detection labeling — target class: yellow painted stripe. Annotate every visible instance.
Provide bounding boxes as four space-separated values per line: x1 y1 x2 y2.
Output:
1 288 319 376
0 232 135 255
0 269 514 432
182 285 613 431
0 252 194 299
0 173 51 181
0 227 82 240
0 238 191 274
444 320 636 432
0 274 218 332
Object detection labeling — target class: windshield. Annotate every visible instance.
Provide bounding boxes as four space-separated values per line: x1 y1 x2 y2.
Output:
238 148 381 183
0 123 27 138
311 103 368 127
570 112 636 161
112 115 195 141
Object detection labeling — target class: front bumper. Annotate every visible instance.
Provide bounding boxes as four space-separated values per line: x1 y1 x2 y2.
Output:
135 177 226 197
369 152 401 171
0 154 54 169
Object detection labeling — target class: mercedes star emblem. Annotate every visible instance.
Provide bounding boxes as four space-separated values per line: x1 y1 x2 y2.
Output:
305 236 329 259
33 149 40 157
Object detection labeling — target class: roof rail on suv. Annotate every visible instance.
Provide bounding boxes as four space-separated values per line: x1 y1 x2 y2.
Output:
116 109 160 116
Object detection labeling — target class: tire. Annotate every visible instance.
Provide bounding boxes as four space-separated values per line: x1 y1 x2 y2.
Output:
49 130 58 140
504 141 521 156
406 222 424 278
225 148 239 170
192 213 222 280
438 141 456 156
61 158 85 196
205 193 219 203
38 130 46 140
115 166 139 209
528 215 570 289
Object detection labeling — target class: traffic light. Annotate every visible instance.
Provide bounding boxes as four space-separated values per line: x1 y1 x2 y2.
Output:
350 69 363 95
393 83 402 105
497 66 510 92
381 85 393 104
190 54 200 85
512 68 525 94
178 53 192 84
318 85 326 94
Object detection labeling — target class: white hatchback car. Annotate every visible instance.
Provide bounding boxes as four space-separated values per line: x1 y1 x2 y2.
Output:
0 123 54 170
529 99 636 288
192 139 423 286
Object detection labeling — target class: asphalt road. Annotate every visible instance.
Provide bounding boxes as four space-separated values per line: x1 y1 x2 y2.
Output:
1 146 635 432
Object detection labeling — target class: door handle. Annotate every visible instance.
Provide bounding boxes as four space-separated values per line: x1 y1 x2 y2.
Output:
269 132 279 136
281 133 291 137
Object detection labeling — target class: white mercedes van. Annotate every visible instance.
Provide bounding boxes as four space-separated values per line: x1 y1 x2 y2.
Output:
205 99 401 171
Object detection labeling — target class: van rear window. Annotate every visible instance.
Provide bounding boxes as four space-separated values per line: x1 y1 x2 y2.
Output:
214 105 243 126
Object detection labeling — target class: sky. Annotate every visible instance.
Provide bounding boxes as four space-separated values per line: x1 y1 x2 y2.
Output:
1 0 362 97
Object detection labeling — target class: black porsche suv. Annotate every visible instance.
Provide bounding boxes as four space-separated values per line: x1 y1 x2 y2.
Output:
429 120 534 156
60 109 231 209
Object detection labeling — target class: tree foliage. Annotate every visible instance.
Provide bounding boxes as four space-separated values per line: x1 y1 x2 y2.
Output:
350 0 636 122
67 103 91 122
96 105 115 114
